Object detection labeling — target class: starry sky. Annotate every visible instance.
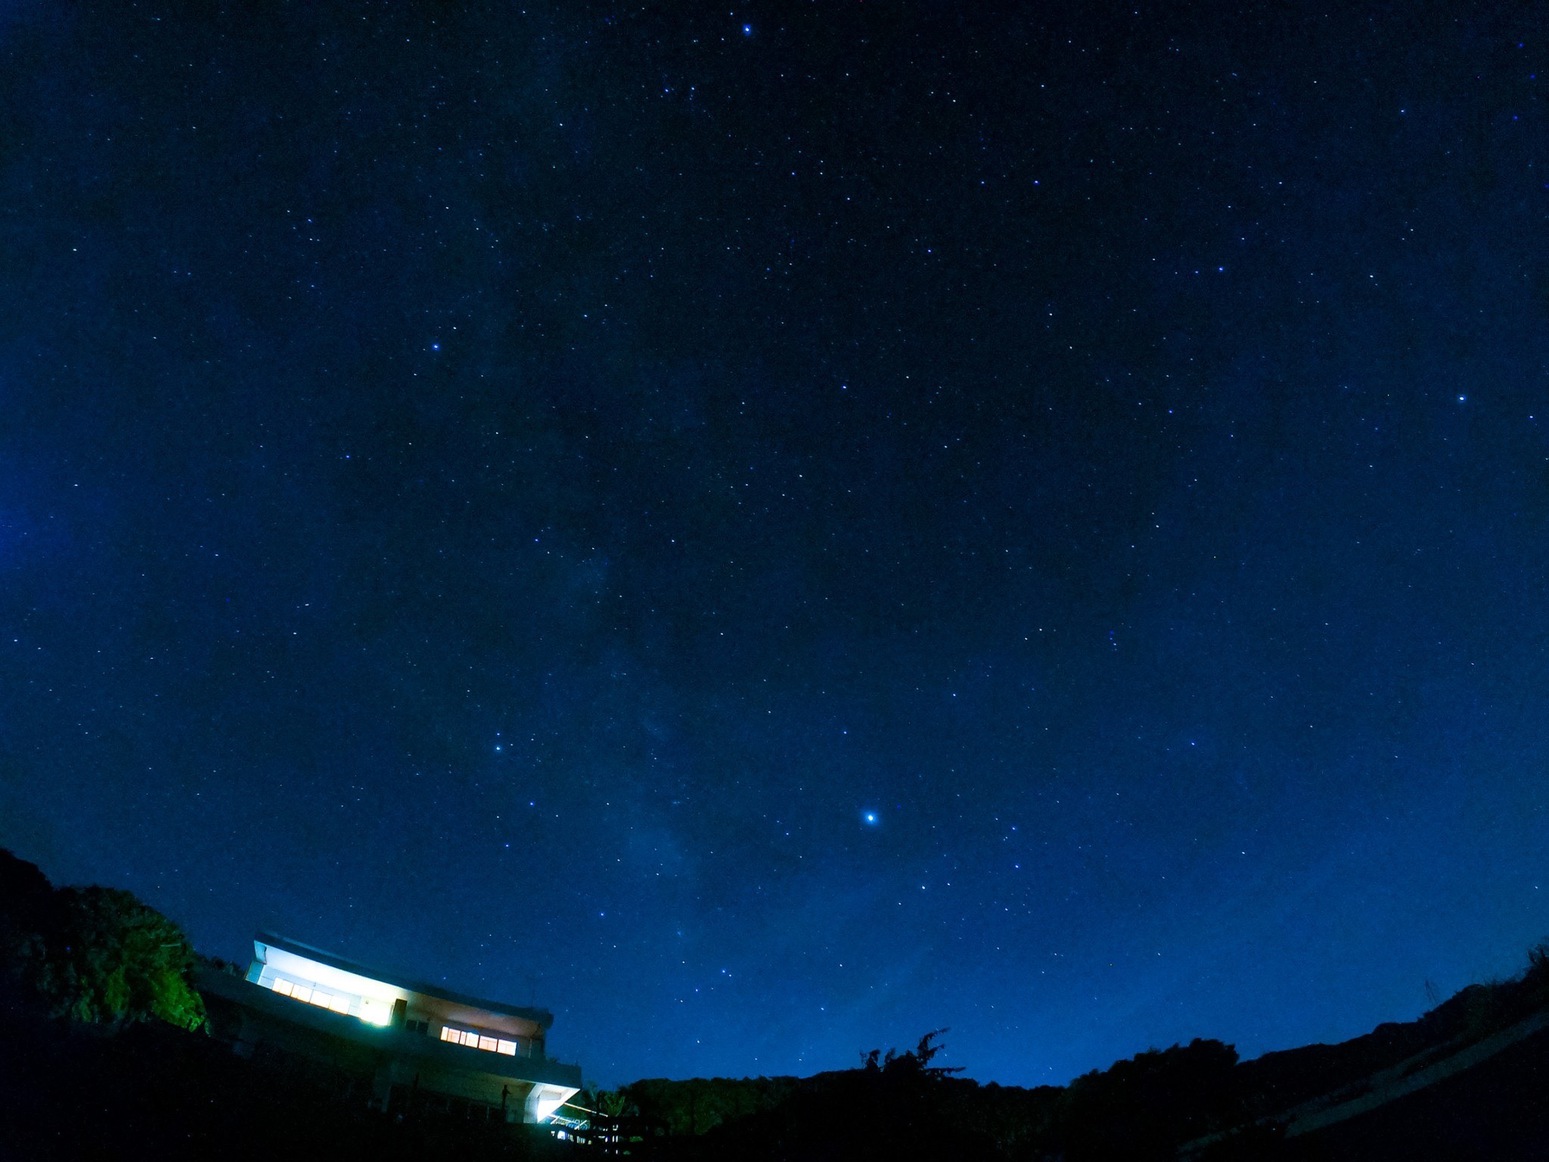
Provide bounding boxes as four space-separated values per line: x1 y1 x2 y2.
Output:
2 1 1547 1088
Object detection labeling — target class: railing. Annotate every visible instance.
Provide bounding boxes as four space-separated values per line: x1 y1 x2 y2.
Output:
552 1115 667 1154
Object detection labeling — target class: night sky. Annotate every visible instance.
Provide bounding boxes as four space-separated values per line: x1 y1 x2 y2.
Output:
3 1 1548 1089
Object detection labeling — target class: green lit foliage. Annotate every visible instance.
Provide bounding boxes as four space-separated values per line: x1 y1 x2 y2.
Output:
577 1084 639 1122
0 849 205 1031
39 886 206 1030
597 1088 636 1118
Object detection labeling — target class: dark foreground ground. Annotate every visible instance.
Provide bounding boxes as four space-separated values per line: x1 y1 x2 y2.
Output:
1281 1017 1549 1161
5 1000 1549 1160
0 1006 569 1161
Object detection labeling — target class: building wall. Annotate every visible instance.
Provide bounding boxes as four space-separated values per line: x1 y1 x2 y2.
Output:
199 961 581 1125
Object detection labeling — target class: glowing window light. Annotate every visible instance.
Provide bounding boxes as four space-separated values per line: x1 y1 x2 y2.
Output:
258 959 404 1029
438 1025 517 1055
257 943 407 1011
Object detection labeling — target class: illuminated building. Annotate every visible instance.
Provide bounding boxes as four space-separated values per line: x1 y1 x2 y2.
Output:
199 932 582 1124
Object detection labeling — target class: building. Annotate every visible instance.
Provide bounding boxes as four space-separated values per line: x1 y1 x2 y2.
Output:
199 932 582 1124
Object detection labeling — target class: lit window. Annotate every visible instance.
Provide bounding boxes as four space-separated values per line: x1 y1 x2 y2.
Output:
330 994 351 1014
437 1025 514 1053
310 992 334 1009
272 979 295 997
291 987 313 1004
360 999 392 1026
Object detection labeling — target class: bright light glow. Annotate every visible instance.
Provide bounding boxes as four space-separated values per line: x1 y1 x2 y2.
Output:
260 971 397 1026
528 1084 576 1123
258 943 409 1007
497 1039 517 1056
255 941 413 1028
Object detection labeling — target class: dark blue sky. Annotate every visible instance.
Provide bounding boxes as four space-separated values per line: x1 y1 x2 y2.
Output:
2 1 1547 1087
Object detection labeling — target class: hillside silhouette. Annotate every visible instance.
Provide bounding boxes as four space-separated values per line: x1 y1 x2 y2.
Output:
3 847 1549 1159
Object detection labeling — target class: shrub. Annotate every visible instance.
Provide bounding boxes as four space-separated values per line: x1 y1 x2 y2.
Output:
0 849 205 1031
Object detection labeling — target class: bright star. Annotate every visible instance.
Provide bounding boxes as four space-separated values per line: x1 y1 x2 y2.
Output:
862 810 880 827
